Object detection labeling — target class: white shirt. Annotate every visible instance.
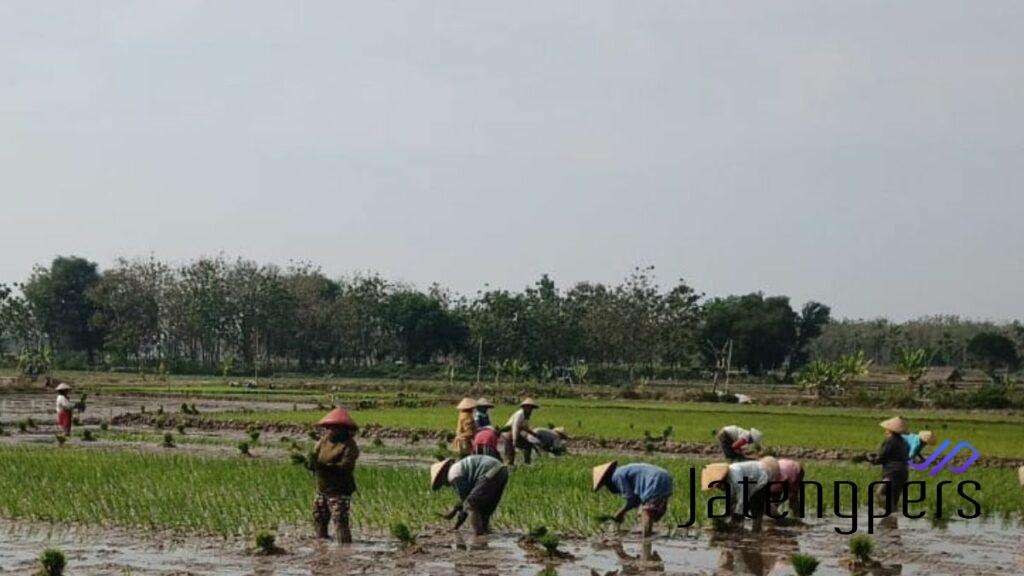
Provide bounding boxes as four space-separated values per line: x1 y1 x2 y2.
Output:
55 395 73 413
504 409 530 440
726 461 769 514
721 425 749 442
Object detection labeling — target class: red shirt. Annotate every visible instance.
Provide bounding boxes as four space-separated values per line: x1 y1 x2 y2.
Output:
474 427 499 449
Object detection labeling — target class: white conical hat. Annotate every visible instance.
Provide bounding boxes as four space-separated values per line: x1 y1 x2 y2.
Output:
430 459 455 491
55 383 71 392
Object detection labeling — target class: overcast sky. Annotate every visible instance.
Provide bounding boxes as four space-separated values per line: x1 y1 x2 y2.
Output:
2 1 1021 321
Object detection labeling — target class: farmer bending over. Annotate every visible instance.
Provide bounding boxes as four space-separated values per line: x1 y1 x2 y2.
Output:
55 383 74 436
592 461 674 537
528 426 569 456
702 456 780 530
716 425 762 461
432 455 509 535
769 458 804 515
311 408 360 543
473 425 501 460
501 398 539 465
902 429 934 464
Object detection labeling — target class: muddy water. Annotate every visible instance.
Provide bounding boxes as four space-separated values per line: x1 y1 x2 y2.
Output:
2 516 1021 575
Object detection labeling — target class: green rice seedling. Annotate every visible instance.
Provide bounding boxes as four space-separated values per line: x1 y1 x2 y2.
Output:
0 422 5 436
189 403 198 414
248 429 261 443
157 405 164 415
26 417 37 429
161 433 175 448
289 452 307 466
180 403 190 414
536 533 561 557
644 442 656 454
289 440 302 452
536 566 558 576
432 448 449 461
254 530 281 555
54 435 66 446
37 548 66 576
81 430 95 442
176 424 186 435
279 436 290 443
100 422 109 431
849 534 874 564
307 429 319 441
153 415 166 430
790 553 820 576
408 432 421 444
390 522 416 547
238 441 251 456
373 438 385 447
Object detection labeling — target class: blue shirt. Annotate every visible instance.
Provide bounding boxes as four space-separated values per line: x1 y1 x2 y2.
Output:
902 434 923 460
473 409 491 429
610 463 674 506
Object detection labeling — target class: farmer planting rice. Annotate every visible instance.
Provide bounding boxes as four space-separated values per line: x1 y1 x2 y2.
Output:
768 458 804 515
902 429 934 463
592 461 674 537
473 425 501 459
716 425 762 460
55 383 74 436
431 455 509 535
452 397 477 456
473 397 494 428
528 426 569 456
502 398 539 465
871 416 910 512
311 407 360 543
702 456 780 530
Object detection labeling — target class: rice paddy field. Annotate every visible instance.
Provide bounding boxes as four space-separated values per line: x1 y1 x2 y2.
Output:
2 372 1023 575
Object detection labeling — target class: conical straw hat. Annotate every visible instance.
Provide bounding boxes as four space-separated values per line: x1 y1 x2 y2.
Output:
701 463 730 491
520 398 539 408
553 427 569 439
431 459 455 491
475 397 494 408
55 383 71 392
1018 465 1024 487
919 431 935 445
457 397 477 411
880 416 908 434
318 407 358 429
592 461 617 491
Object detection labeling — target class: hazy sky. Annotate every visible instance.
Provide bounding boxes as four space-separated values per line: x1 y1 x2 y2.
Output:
2 2 1022 321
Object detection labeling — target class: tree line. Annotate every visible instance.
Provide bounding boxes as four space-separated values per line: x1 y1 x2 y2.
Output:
1 255 1020 381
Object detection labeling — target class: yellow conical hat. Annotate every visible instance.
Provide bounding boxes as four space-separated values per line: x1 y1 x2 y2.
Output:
592 461 617 491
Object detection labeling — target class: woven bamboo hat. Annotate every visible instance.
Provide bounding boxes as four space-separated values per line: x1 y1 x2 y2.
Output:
520 398 539 408
457 397 477 411
880 416 908 434
701 463 731 491
56 383 71 392
431 458 455 491
592 461 617 491
919 431 935 445
318 407 358 429
475 397 494 408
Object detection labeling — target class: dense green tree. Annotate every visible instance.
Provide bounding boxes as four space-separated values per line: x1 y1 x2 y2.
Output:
700 293 798 375
22 256 103 363
967 332 1020 378
89 258 167 365
384 291 468 363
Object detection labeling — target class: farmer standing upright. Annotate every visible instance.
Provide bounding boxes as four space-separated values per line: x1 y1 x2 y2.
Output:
473 397 494 428
873 416 910 512
592 461 674 537
55 383 74 436
311 407 360 543
452 398 477 457
432 455 509 535
502 398 539 465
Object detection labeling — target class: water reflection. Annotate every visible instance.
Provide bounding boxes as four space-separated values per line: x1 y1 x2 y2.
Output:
709 527 797 576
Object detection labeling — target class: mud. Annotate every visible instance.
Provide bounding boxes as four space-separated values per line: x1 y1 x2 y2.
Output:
2 515 1021 575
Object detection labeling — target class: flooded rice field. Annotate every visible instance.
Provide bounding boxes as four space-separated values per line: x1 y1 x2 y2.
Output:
2 516 1021 575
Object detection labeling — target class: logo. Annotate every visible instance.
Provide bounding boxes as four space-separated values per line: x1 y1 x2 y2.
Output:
909 440 979 476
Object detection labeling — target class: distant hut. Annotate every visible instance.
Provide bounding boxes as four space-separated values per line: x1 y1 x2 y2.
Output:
921 367 962 385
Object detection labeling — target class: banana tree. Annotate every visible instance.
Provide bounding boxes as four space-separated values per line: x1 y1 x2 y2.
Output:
896 348 929 396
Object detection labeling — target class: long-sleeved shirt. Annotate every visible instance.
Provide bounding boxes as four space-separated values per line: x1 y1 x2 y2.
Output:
878 435 909 476
609 463 674 507
528 428 564 452
55 395 73 414
720 425 754 451
727 461 769 514
314 437 360 496
902 434 924 461
473 409 491 429
504 409 532 441
448 455 504 500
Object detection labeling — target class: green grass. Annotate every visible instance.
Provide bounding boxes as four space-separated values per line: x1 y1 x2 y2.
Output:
208 402 1024 458
0 445 1019 537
